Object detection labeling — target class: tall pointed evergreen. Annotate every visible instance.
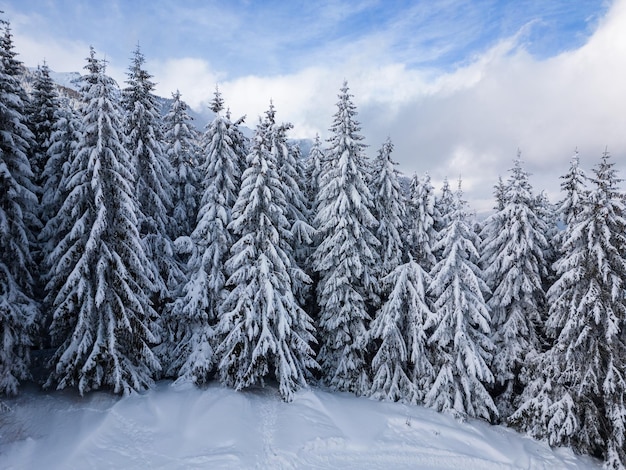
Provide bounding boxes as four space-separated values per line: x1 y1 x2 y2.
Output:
163 89 243 383
163 89 201 239
426 181 497 421
263 103 313 303
369 256 433 403
0 21 39 248
122 45 183 312
0 17 39 396
557 150 588 235
493 176 507 211
511 151 626 469
434 177 454 233
480 156 548 417
533 189 559 305
405 172 437 271
371 138 405 280
289 140 315 270
39 104 82 245
302 134 326 322
304 133 326 210
215 111 317 401
45 49 160 395
28 62 59 192
312 81 379 394
39 104 82 344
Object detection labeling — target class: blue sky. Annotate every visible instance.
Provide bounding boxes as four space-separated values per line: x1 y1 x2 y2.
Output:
1 0 624 212
4 0 606 75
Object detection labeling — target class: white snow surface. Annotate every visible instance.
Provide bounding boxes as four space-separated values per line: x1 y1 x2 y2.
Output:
0 382 600 469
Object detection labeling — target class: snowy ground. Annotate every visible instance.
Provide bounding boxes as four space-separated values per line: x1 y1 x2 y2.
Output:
0 382 600 470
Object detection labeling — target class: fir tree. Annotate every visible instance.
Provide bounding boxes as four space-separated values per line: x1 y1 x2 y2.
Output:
426 181 497 421
480 156 548 417
369 257 433 403
371 138 405 280
224 107 249 178
434 177 455 233
39 104 82 240
163 88 244 383
0 17 39 396
302 134 326 323
289 142 315 257
25 61 62 311
45 49 160 395
533 189 559 304
511 151 626 469
493 176 507 211
215 113 317 401
28 62 59 192
163 89 201 239
405 172 437 271
304 133 326 210
263 103 313 303
38 104 82 343
312 81 379 394
557 150 588 231
0 21 39 250
122 45 183 313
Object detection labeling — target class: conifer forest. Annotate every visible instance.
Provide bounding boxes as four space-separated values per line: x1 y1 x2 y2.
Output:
1 16 625 469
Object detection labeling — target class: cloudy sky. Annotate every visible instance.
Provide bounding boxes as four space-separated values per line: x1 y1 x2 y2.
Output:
2 0 624 212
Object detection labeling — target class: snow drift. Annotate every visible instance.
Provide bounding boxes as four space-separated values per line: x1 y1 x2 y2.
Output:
1 382 600 469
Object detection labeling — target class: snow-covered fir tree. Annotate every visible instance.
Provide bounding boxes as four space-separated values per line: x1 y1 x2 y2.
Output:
300 134 327 322
224 108 249 178
493 176 507 211
215 112 317 401
39 104 82 242
369 256 433 403
533 189 558 300
480 156 548 418
163 89 201 239
0 24 32 132
122 45 183 312
0 21 39 250
434 177 455 233
45 49 160 395
304 133 326 209
264 103 313 303
290 142 315 258
163 89 244 383
405 172 437 271
556 150 588 235
547 151 588 302
370 138 405 281
312 81 379 395
28 62 63 307
511 151 626 469
0 17 39 396
28 62 59 192
38 104 82 342
426 181 497 421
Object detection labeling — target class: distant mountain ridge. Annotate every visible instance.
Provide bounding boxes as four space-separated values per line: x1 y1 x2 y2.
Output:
24 67 314 154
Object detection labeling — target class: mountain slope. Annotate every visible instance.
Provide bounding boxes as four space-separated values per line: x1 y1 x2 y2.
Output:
0 382 600 469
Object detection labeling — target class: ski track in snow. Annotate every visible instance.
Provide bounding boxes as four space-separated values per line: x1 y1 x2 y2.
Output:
0 382 600 470
252 387 296 470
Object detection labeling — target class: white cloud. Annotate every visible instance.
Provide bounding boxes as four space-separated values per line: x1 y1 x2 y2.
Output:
376 0 626 212
150 58 224 109
9 21 87 73
6 0 624 214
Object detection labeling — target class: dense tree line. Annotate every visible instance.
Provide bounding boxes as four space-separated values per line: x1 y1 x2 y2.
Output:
1 18 625 468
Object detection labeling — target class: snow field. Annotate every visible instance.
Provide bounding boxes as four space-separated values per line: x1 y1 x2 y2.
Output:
1 382 600 470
